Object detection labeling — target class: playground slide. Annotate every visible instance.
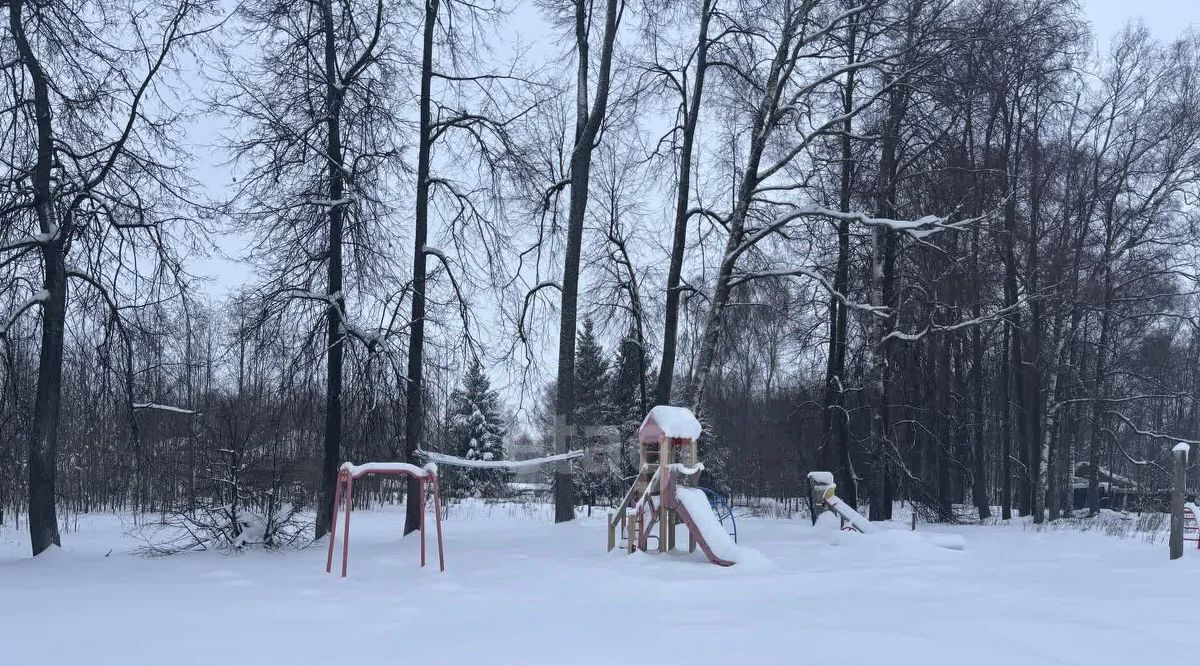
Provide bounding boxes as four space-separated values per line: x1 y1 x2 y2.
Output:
673 486 739 566
824 494 872 533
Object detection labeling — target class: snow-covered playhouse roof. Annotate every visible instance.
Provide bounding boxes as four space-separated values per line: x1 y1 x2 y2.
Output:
638 406 702 444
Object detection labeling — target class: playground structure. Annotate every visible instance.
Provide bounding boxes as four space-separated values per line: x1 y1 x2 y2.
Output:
807 471 871 533
323 449 585 577
607 406 742 566
1185 502 1200 550
325 462 445 577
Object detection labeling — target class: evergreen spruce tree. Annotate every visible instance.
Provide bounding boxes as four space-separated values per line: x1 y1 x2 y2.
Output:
574 319 615 507
447 361 508 497
610 326 649 479
575 319 610 426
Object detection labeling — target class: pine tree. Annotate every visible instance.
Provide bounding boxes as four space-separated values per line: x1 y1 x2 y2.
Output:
447 361 508 497
574 319 610 426
574 319 616 507
610 326 650 479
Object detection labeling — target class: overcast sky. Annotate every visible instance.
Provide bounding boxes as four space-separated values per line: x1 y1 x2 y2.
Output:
188 0 1200 300
1084 0 1197 43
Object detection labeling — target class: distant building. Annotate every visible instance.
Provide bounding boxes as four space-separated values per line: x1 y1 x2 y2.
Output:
1072 463 1168 512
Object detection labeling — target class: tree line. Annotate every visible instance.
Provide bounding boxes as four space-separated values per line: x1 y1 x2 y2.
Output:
3 0 1200 555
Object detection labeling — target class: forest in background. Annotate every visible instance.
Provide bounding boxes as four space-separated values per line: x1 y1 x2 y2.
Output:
2 0 1200 554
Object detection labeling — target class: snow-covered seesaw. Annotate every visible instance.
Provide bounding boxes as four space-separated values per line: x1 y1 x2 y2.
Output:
807 470 871 533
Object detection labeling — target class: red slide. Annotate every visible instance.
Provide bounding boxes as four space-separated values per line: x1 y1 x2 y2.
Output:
661 470 740 566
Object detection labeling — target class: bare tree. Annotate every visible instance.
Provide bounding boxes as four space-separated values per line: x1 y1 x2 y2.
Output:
0 0 219 555
402 0 536 534
219 0 400 540
649 0 718 407
685 0 917 406
547 0 624 523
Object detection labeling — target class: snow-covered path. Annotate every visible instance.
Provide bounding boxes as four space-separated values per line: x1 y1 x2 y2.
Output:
1 506 1196 665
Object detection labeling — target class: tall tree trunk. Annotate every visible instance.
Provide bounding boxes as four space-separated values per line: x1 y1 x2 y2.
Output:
820 11 859 507
27 250 66 556
1086 280 1112 516
1084 183 1121 517
936 331 952 506
1025 116 1045 524
966 93 992 520
999 99 1029 517
656 0 712 407
1003 218 1028 517
689 14 799 409
12 0 64 555
970 226 991 519
316 0 347 541
1000 323 1012 520
1046 182 1090 520
868 79 904 522
868 227 897 521
554 0 620 523
403 0 439 535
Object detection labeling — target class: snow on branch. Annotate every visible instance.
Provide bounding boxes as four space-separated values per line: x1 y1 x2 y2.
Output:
1106 411 1200 447
415 448 584 469
271 287 386 349
726 207 969 272
1098 427 1170 475
668 462 705 476
798 206 971 239
0 228 57 253
421 245 447 262
133 403 200 415
517 280 562 344
65 270 123 320
307 197 354 210
728 267 887 316
0 289 49 337
883 301 1024 343
1049 393 1188 415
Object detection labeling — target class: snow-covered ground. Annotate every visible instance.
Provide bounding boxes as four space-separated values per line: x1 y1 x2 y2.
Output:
2 504 1197 665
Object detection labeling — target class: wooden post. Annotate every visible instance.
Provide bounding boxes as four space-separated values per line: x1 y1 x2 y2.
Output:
432 474 445 572
1171 442 1189 560
630 509 638 553
419 479 427 567
659 436 669 552
667 438 677 551
340 475 353 578
325 472 344 573
688 438 697 553
807 471 835 526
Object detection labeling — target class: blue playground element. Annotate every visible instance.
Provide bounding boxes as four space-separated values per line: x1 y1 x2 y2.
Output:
699 487 738 543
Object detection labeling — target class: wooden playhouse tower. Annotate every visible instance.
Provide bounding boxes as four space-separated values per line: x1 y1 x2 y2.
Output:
609 405 729 564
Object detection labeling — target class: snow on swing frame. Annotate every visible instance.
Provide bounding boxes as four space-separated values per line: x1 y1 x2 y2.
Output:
325 462 446 577
324 450 586 577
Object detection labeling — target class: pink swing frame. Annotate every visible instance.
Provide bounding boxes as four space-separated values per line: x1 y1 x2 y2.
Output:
324 462 446 577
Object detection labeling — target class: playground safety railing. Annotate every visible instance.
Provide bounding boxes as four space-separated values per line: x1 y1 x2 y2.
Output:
700 487 738 544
